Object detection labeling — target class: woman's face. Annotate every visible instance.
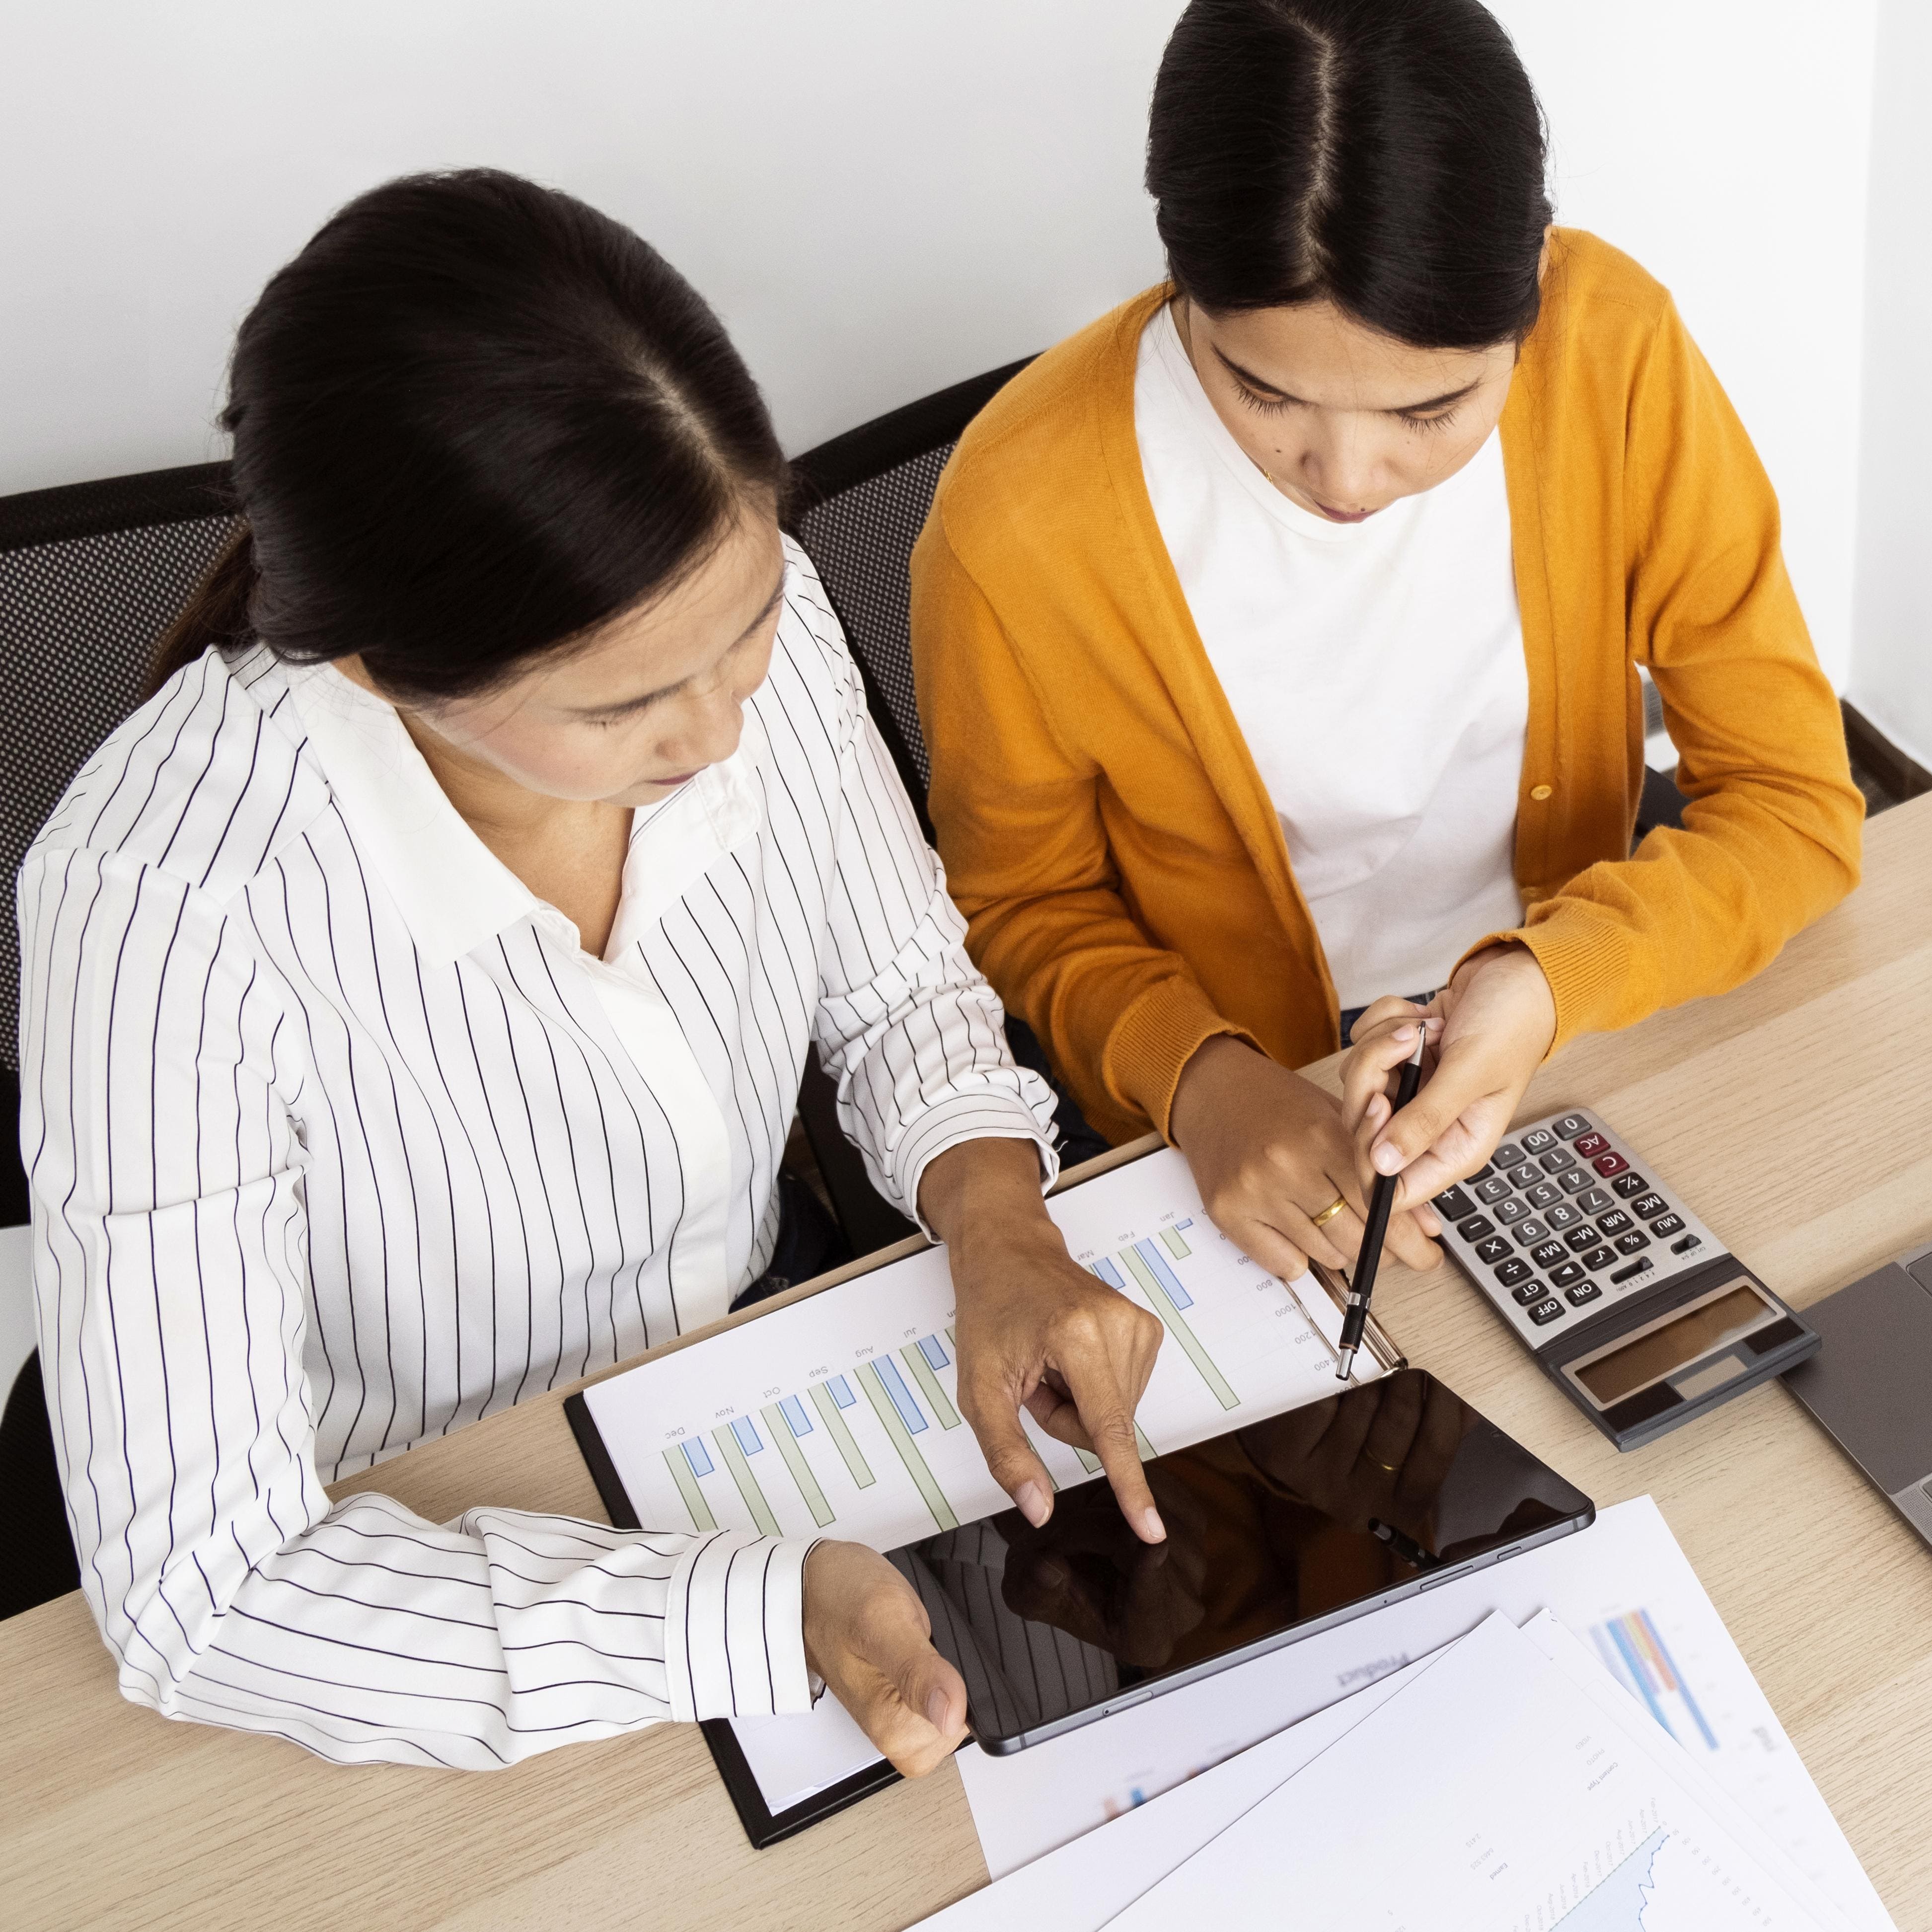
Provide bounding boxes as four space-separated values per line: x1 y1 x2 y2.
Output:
401 503 786 809
1177 296 1520 524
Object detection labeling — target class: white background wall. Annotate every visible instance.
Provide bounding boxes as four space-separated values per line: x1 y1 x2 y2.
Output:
0 0 1918 708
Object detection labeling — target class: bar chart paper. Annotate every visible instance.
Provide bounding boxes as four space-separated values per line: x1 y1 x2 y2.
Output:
579 1147 1379 1555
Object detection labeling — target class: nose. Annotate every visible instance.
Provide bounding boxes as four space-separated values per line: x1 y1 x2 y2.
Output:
679 681 745 771
1300 421 1379 511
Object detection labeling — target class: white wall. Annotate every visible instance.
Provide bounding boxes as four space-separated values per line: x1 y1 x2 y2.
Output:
1490 1 1880 690
0 0 1183 486
0 1 1892 694
1850 0 1932 768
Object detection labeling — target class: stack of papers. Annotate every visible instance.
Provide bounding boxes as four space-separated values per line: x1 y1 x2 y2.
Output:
929 1498 1892 1931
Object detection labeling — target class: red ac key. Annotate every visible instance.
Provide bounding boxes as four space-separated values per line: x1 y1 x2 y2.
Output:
1573 1131 1610 1158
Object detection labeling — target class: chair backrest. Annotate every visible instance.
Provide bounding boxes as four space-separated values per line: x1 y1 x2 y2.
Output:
0 466 241 1072
789 357 1033 803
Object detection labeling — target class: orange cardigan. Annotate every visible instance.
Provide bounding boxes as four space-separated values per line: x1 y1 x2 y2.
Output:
909 230 1864 1147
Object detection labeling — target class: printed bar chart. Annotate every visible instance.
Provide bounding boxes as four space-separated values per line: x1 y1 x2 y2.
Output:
1592 1608 1719 1751
582 1147 1383 1555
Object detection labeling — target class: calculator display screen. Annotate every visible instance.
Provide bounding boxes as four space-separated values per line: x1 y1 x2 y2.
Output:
1572 1285 1768 1403
887 1369 1593 1752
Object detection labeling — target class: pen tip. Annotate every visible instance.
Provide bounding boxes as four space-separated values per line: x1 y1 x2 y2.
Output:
1336 1346 1355 1381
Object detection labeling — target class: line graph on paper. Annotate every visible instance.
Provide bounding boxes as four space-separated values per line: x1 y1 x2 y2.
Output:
580 1147 1384 1555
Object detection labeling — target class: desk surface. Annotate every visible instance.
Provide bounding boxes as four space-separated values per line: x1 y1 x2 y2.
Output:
5 794 1930 1932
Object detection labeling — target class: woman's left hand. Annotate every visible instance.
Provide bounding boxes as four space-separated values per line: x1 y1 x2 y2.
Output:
1340 942 1558 1209
919 1137 1167 1545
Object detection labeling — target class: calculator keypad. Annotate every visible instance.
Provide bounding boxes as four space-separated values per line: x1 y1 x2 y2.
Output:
1436 1107 1726 1345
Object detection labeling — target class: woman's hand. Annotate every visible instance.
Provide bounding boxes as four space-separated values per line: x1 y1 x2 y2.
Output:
802 1541 968 1776
1167 1036 1441 1286
921 1138 1167 1544
1340 943 1558 1208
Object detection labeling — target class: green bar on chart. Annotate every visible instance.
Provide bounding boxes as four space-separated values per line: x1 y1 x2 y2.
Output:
858 1362 960 1532
664 1445 717 1532
1160 1226 1192 1259
1071 1418 1158 1479
900 1340 962 1429
712 1422 781 1536
762 1403 835 1527
1119 1246 1239 1410
810 1380 876 1487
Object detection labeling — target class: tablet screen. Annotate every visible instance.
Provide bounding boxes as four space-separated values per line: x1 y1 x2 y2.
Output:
885 1368 1592 1752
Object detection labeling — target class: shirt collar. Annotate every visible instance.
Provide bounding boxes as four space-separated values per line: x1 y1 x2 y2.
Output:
281 661 765 968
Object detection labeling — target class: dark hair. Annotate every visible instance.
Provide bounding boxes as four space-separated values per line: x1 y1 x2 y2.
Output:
153 169 787 701
1146 0 1553 348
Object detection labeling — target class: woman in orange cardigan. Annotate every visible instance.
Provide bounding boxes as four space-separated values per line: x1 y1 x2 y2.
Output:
911 0 1862 1293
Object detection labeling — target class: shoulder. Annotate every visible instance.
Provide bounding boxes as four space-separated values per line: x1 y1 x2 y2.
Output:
924 287 1170 562
1523 228 1679 389
23 644 328 909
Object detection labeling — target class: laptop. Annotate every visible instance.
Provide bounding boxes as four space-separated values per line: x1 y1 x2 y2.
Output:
1784 1239 1932 1546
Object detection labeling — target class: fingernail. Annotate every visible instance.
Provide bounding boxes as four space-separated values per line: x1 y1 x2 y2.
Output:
1138 1506 1167 1543
1394 1023 1415 1040
1015 1480 1050 1527
925 1687 953 1729
1373 1142 1404 1175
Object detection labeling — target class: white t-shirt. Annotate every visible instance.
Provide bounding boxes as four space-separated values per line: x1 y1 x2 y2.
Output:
1133 304 1529 1010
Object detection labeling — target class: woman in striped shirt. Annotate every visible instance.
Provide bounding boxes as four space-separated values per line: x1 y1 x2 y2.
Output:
16 170 1165 1775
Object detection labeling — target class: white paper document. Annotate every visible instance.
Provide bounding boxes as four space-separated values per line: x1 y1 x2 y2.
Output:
583 1146 1374 1558
955 1497 1890 1931
579 1146 1375 1818
1107 1612 1827 1931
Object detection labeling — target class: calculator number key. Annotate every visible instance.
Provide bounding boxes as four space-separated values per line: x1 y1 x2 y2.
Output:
1630 1192 1669 1220
1494 1257 1533 1287
1577 1188 1613 1214
1475 1175 1513 1205
1615 1231 1652 1256
1544 1201 1581 1232
1649 1213 1685 1240
1526 1297 1566 1326
1612 1172 1650 1199
1507 1162 1541 1189
1538 1147 1577 1174
1548 1260 1586 1289
1513 1219 1551 1247
1531 1240 1567 1268
1495 1197 1530 1224
1592 1151 1631 1179
1456 1216 1496 1244
1553 1113 1592 1139
1594 1208 1633 1238
1572 1131 1611 1158
1526 1180 1562 1210
1559 1169 1591 1195
1521 1127 1559 1155
1581 1245 1617 1271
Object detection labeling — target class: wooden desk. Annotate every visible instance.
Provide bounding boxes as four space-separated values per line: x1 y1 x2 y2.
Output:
6 795 1930 1932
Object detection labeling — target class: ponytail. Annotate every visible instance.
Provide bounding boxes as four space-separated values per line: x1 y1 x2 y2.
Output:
146 524 258 698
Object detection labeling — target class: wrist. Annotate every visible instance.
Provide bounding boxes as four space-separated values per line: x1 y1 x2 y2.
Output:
1169 1033 1255 1148
917 1135 1049 1256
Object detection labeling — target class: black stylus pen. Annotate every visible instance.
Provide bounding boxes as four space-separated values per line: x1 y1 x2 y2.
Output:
1336 1019 1429 1380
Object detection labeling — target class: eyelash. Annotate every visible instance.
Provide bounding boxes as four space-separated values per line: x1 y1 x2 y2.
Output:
1232 382 1460 435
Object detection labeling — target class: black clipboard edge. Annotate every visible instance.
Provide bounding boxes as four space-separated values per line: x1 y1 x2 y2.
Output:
560 1391 902 1849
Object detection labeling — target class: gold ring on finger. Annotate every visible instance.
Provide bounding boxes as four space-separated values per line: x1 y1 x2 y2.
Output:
1366 1454 1401 1474
1309 1193 1349 1229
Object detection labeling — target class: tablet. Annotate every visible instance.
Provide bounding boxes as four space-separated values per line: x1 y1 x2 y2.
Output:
885 1367 1593 1755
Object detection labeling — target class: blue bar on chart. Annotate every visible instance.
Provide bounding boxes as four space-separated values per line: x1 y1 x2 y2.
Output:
683 1438 715 1478
917 1335 950 1371
779 1393 813 1437
873 1355 930 1433
827 1374 857 1408
1134 1239 1194 1309
1091 1256 1127 1290
730 1416 764 1456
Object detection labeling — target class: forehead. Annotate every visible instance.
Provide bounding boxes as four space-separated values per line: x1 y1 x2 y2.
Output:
1201 300 1513 410
515 512 785 710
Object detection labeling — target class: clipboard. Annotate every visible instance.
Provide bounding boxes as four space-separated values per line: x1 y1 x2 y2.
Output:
564 1392 904 1848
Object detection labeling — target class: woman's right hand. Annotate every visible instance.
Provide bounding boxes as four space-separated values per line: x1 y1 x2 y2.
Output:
802 1541 968 1777
1168 1036 1442 1282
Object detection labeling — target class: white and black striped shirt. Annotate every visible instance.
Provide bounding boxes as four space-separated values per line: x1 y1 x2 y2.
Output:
16 541 1056 1769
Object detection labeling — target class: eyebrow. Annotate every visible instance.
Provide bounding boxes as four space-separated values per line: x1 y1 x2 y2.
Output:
1212 345 1483 417
571 569 787 720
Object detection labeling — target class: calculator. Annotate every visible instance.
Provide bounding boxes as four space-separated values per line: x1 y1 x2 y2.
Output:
1430 1108 1820 1450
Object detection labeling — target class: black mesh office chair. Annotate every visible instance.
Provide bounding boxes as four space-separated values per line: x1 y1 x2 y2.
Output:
0 357 1041 1617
